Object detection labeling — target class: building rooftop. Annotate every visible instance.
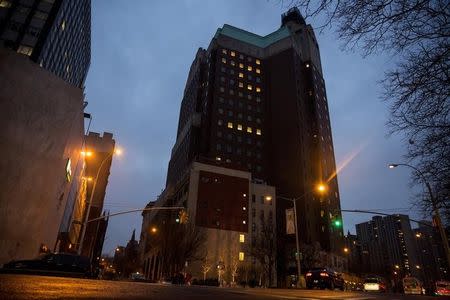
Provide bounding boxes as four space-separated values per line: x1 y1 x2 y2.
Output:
214 24 291 48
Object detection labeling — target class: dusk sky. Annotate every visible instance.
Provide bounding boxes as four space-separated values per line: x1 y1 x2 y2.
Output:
84 1 424 255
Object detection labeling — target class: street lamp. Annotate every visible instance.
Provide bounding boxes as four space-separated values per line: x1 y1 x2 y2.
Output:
388 163 450 270
78 147 123 255
278 183 327 288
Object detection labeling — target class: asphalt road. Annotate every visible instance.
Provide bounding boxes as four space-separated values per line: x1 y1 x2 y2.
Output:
0 274 439 300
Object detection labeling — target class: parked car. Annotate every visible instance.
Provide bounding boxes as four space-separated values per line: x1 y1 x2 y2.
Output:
1 253 92 277
363 276 386 292
402 277 424 295
305 268 345 290
435 281 450 296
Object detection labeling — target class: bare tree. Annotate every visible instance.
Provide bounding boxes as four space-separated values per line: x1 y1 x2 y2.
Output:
286 0 450 222
247 218 276 287
201 253 212 281
151 220 206 278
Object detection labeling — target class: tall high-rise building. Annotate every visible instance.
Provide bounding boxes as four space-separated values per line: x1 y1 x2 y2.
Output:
356 215 421 280
0 0 91 87
162 8 343 285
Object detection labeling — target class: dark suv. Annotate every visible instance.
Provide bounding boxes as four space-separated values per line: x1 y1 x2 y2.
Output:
1 253 92 278
306 268 345 290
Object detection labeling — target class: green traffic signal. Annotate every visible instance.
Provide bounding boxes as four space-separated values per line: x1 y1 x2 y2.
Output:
333 219 342 227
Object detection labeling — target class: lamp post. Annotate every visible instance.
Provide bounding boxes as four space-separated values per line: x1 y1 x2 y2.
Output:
78 148 121 255
388 163 450 271
278 183 327 288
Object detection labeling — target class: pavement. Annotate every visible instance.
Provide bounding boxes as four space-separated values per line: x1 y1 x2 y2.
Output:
0 274 440 299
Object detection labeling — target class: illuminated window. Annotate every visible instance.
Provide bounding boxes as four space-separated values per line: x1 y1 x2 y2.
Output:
256 59 261 65
247 85 252 91
239 234 245 243
61 20 66 31
256 68 261 74
227 122 233 129
239 82 243 88
221 58 226 64
216 157 221 161
242 220 246 225
247 127 252 133
0 1 12 8
231 51 236 57
17 45 33 56
222 49 227 54
230 60 235 66
256 87 261 93
256 129 262 135
237 124 243 131
238 72 244 78
239 63 244 69
239 252 245 261
247 66 253 71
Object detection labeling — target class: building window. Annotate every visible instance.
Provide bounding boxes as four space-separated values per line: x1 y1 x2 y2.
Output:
239 234 245 243
239 72 244 78
237 136 242 143
239 252 245 261
247 84 253 91
230 60 235 66
227 122 233 129
61 20 66 31
256 68 261 74
218 108 223 114
216 157 221 161
227 111 233 117
242 220 246 225
217 131 222 137
256 165 262 172
230 79 235 85
221 66 226 73
238 92 243 97
256 77 261 83
221 58 226 64
220 76 225 82
239 63 244 69
220 87 225 93
219 97 224 103
256 118 261 124
252 194 256 203
247 66 253 71
231 51 236 57
256 59 261 65
256 97 261 103
247 94 252 100
0 1 12 8
237 124 243 131
247 127 252 133
222 49 227 54
238 113 243 119
17 45 33 56
256 129 262 135
238 82 243 88
230 69 235 75
239 54 244 60
218 120 223 126
229 89 234 95
247 116 252 121
256 87 261 93
216 144 222 150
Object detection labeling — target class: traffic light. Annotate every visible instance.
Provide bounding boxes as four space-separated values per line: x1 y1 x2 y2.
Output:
332 216 342 228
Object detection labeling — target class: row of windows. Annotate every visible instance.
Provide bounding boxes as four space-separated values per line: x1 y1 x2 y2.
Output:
221 57 261 74
219 85 261 94
220 74 261 83
214 156 263 172
216 146 262 158
217 120 262 135
221 48 261 65
217 109 262 123
216 132 263 147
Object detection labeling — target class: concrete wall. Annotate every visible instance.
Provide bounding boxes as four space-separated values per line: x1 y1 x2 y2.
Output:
0 49 84 265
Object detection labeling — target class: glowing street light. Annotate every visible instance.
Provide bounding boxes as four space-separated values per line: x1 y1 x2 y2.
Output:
265 195 273 201
317 183 327 193
150 226 158 234
343 247 349 254
81 150 93 157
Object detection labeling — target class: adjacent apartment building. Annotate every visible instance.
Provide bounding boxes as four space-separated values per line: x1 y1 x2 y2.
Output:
141 8 344 287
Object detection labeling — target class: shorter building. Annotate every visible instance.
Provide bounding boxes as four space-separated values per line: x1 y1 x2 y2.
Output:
79 132 115 264
344 232 362 275
140 161 277 286
413 222 449 286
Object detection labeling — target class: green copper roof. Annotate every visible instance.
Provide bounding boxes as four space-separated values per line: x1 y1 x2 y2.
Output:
214 24 291 48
